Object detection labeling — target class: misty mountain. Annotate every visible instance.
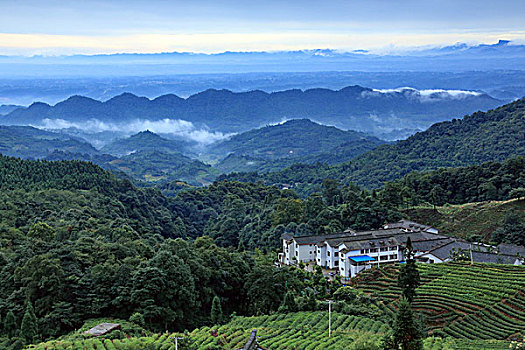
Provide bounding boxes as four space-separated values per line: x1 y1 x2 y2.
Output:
210 119 386 173
0 125 98 159
222 97 525 191
101 130 192 157
1 86 503 139
1 71 524 107
208 119 384 160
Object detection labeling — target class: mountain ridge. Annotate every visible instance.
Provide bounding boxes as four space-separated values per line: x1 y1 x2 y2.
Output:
2 85 503 138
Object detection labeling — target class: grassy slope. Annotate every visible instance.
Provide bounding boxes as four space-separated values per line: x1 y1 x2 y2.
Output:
405 198 525 240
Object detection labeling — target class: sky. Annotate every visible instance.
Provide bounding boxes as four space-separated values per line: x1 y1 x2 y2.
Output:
1 0 524 55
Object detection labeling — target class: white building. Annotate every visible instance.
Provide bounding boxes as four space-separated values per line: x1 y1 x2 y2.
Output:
280 221 447 278
279 220 525 278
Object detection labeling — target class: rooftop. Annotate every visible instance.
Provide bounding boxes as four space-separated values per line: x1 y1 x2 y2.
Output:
84 323 121 337
383 219 437 233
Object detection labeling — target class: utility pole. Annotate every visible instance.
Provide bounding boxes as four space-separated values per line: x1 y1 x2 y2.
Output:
170 336 184 350
328 300 332 337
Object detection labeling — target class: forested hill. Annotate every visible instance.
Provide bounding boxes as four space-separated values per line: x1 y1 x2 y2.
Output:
101 130 191 157
208 119 385 160
0 155 180 238
1 86 502 137
222 97 525 190
0 125 98 159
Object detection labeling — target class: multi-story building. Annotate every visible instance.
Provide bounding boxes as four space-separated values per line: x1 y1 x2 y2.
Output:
280 221 446 277
279 220 524 278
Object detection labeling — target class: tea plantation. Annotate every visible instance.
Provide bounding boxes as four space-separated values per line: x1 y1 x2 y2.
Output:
25 263 523 349
354 262 525 340
26 312 511 350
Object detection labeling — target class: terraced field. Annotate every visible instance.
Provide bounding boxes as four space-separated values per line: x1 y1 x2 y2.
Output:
354 262 525 340
24 263 524 349
26 312 510 350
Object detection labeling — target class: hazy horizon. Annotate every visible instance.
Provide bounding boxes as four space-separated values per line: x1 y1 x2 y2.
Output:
1 0 524 56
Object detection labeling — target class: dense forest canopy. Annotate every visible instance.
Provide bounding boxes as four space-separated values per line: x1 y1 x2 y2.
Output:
0 155 343 346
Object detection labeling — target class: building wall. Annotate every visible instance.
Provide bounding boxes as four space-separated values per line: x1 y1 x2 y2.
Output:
417 253 444 264
282 239 295 265
296 243 316 263
325 245 340 269
316 245 327 267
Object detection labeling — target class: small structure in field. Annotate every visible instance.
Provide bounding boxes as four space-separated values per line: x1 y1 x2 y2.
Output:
85 322 122 336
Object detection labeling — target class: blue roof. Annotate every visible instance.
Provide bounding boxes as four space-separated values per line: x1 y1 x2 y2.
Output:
349 255 376 262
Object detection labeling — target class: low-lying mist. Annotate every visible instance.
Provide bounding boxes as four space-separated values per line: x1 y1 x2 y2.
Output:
35 118 231 149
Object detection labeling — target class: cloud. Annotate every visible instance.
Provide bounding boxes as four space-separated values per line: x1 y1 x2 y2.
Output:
35 118 230 145
1 31 525 56
365 87 483 102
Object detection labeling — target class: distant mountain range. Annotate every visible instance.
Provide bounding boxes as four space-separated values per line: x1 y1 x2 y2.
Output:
222 98 525 191
1 97 523 191
1 85 503 139
1 41 524 77
0 105 22 115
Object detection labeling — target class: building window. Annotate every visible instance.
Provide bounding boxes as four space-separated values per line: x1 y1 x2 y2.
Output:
334 261 339 266
360 249 365 254
327 251 331 256
380 247 388 252
295 251 298 256
390 254 397 260
334 252 339 257
380 255 388 261
370 248 378 253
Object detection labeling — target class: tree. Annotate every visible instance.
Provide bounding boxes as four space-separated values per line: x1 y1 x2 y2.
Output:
210 296 223 325
27 222 55 241
4 310 17 338
20 302 38 343
429 185 445 209
491 211 525 246
509 187 525 200
322 179 341 206
278 292 298 313
129 312 145 327
398 238 420 303
391 298 423 350
333 286 361 303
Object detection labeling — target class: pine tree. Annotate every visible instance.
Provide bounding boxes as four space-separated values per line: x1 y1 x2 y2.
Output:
210 296 223 325
4 310 17 338
398 237 420 302
20 302 38 343
391 298 423 350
